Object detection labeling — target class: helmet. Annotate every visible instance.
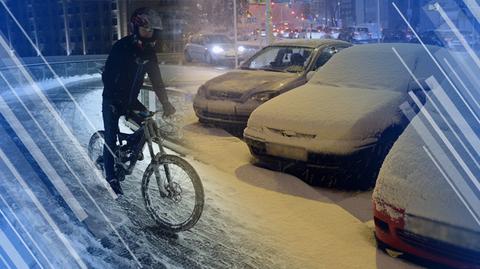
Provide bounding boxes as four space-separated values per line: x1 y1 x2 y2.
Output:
129 7 163 43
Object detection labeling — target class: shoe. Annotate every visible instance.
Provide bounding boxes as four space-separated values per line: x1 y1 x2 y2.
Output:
137 152 144 161
107 178 123 195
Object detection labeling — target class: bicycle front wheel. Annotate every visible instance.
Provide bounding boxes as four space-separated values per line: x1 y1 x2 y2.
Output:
142 154 204 232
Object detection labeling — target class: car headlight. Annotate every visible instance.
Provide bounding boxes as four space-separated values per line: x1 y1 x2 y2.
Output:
197 85 207 97
250 91 276 102
238 46 246 53
211 46 224 54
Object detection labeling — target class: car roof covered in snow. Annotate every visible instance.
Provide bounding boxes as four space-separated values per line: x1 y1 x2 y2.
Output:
310 43 443 91
271 39 351 48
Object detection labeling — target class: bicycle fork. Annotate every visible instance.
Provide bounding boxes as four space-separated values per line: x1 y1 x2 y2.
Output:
145 120 171 197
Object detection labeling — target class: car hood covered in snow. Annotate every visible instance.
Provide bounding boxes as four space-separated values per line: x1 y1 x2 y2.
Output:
247 85 404 154
204 70 299 97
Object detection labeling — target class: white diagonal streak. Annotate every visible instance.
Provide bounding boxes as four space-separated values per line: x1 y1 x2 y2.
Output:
0 0 118 159
0 35 117 199
0 252 13 269
423 146 480 226
400 102 480 226
392 2 480 124
443 58 480 110
0 72 143 268
0 207 45 269
392 47 480 168
426 76 480 158
0 148 87 269
434 3 480 73
0 97 88 221
408 91 480 192
462 0 480 25
0 194 55 269
0 229 29 269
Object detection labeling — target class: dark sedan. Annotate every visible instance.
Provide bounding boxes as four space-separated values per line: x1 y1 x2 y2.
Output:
193 39 352 127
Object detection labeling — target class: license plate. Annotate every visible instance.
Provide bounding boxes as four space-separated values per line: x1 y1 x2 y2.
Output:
266 144 307 161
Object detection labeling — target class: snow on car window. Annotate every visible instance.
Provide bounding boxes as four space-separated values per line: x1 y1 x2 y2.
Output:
248 46 313 73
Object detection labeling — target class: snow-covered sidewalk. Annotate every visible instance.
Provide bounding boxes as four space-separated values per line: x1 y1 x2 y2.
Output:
173 66 422 268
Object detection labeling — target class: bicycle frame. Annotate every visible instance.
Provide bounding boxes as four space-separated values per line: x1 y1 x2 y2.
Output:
137 114 172 197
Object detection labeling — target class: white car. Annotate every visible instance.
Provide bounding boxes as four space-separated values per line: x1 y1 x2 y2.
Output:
184 33 248 64
244 43 442 189
373 97 480 268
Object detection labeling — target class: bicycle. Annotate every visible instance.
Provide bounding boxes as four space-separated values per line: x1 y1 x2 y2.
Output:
87 110 204 232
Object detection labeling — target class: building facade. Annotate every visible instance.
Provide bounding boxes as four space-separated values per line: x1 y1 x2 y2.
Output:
0 0 119 57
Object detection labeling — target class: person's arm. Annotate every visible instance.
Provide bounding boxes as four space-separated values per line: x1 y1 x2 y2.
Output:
146 58 176 116
102 42 123 91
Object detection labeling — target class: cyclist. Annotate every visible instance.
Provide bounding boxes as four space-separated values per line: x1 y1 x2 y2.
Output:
102 7 175 195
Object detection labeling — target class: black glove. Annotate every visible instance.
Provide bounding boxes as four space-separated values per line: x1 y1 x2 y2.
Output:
162 102 176 117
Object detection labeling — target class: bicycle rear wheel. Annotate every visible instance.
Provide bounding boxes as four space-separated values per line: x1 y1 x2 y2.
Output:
88 131 105 171
142 154 204 232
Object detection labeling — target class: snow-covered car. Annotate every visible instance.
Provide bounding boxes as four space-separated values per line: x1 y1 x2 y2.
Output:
193 39 352 127
184 33 248 64
244 43 441 189
373 98 480 268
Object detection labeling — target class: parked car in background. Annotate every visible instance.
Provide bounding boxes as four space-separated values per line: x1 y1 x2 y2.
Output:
193 39 351 127
305 28 328 40
288 29 301 39
237 41 262 60
373 98 480 268
184 33 249 64
338 26 371 44
244 43 442 189
327 27 342 39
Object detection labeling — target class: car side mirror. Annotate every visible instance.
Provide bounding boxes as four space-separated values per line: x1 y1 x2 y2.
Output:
306 71 315 81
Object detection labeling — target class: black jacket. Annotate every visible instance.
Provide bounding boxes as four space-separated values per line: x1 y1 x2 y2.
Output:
102 35 168 110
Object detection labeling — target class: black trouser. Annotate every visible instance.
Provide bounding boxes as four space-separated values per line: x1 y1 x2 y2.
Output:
102 99 147 181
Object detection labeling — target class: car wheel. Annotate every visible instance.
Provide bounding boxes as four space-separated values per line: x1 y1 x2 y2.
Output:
184 50 192 63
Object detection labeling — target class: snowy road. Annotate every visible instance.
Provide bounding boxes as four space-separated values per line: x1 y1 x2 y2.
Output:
0 64 423 268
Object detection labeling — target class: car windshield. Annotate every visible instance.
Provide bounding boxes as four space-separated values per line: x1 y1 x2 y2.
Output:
204 35 232 44
244 46 313 73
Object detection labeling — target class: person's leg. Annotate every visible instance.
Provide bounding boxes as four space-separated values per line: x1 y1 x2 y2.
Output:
126 99 147 147
102 102 123 194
